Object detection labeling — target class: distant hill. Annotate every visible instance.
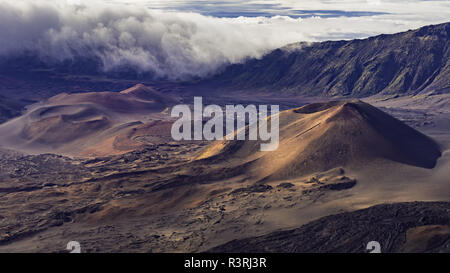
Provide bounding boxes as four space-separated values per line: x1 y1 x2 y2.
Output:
208 22 450 97
0 84 177 156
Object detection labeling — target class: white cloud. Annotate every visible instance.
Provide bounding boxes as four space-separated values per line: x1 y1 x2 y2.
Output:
0 0 448 79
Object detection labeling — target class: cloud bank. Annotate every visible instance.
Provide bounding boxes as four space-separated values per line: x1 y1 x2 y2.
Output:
0 0 448 80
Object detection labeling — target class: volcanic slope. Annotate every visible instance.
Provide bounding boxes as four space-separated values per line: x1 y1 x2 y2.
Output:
0 84 177 156
198 100 441 182
209 202 450 253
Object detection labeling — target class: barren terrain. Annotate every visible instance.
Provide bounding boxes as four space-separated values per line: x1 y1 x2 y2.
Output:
0 86 449 253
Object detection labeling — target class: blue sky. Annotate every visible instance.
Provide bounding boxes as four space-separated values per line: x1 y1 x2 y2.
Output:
109 0 449 21
138 0 390 18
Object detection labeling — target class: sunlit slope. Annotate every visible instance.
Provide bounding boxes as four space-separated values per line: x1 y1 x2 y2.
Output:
199 100 442 181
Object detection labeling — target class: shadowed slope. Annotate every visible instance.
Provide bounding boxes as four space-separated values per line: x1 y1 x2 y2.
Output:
209 202 450 253
0 95 27 124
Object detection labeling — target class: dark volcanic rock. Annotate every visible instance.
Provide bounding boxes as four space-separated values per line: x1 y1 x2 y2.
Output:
319 177 357 191
231 184 273 194
277 183 295 189
208 202 450 253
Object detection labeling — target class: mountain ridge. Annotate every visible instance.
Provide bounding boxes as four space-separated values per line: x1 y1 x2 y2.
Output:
207 22 450 97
